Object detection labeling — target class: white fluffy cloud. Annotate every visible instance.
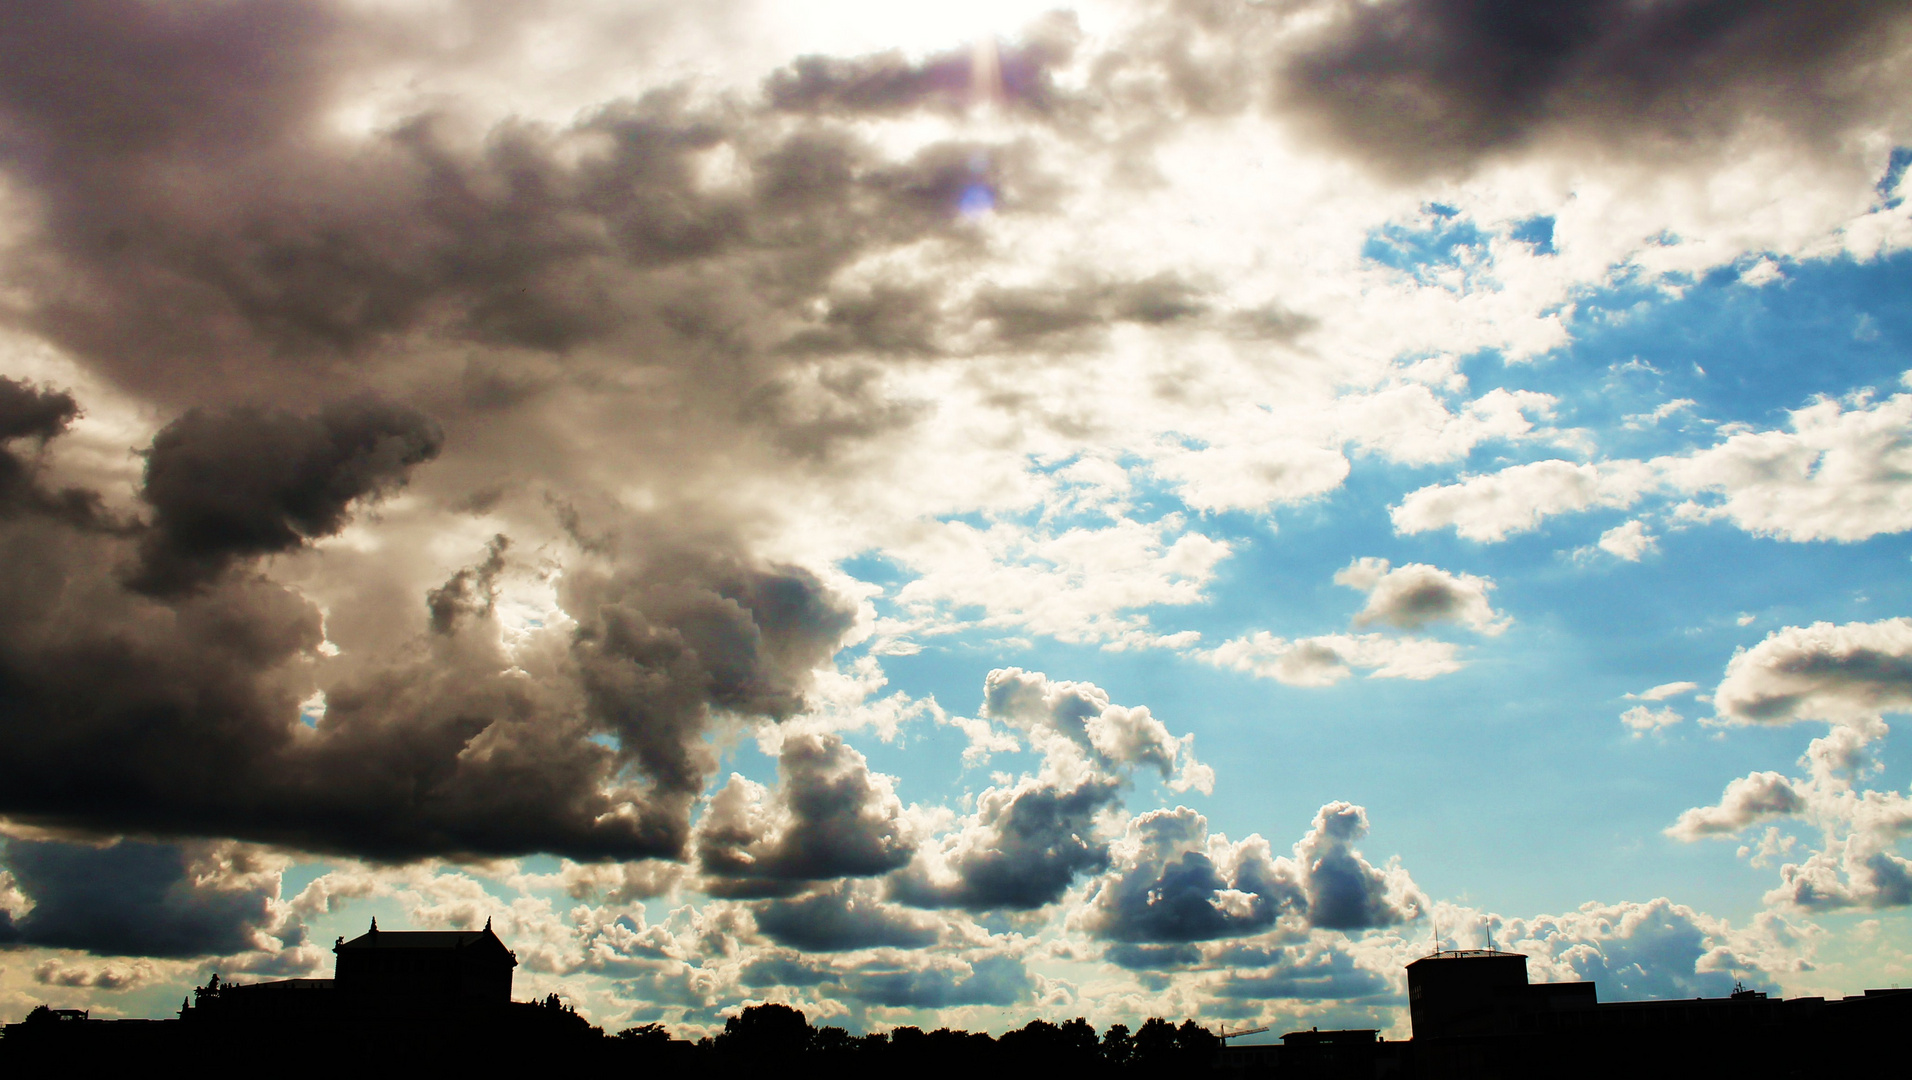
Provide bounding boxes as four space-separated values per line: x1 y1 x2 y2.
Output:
1392 378 1912 548
1596 520 1657 561
1713 618 1912 727
1392 460 1656 542
1334 557 1507 635
1621 704 1682 735
1205 632 1463 686
1661 382 1912 542
1666 772 1806 840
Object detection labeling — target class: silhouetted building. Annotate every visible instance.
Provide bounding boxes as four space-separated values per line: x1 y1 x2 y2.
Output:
334 916 517 1008
4 920 594 1067
1401 948 1905 1078
181 917 519 1025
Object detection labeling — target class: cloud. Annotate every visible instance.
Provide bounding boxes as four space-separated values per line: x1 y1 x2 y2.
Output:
1713 618 1912 727
1665 772 1805 840
1337 385 1555 466
1076 802 1422 952
31 956 164 991
1620 704 1682 736
1298 802 1424 931
696 730 916 897
1627 681 1698 702
1276 0 1912 177
0 430 860 858
1074 808 1300 944
1398 382 1912 547
1334 557 1506 635
752 879 940 952
889 772 1122 912
1596 520 1657 561
1392 460 1655 542
1489 898 1794 1001
838 951 1031 1008
981 668 1213 794
1658 384 1912 542
127 400 443 595
0 839 279 958
1206 632 1463 686
886 515 1230 649
1209 942 1394 1001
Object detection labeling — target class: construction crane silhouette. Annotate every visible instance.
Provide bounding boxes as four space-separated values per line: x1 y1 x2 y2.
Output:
1214 1023 1271 1044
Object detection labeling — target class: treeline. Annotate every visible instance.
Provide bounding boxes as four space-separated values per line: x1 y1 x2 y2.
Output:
610 1003 1223 1075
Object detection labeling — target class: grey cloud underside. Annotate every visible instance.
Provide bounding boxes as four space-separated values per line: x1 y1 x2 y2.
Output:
890 776 1122 911
0 397 855 860
1278 0 1912 175
838 953 1032 1009
697 731 915 898
1077 803 1419 959
752 882 939 952
0 379 109 528
128 401 444 595
0 2 1076 412
0 839 276 958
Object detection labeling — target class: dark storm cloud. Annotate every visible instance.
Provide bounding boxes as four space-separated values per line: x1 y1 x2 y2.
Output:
0 398 859 859
753 881 939 952
1279 0 1912 175
0 839 274 958
0 2 1061 419
0 377 107 527
128 400 443 595
427 534 510 634
697 731 915 897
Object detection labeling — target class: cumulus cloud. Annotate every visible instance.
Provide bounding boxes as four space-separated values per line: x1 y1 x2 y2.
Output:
752 879 940 952
890 771 1123 912
1334 557 1506 635
1620 705 1682 736
1392 460 1655 542
696 730 916 897
1659 384 1912 542
1595 520 1657 561
1337 385 1555 466
1076 802 1422 949
1628 681 1699 702
1713 618 1912 727
838 951 1031 1008
1665 773 1806 840
1276 0 1912 177
0 839 280 958
1398 381 1912 547
1485 897 1800 1001
980 668 1212 794
1075 808 1299 944
1206 632 1462 686
127 401 443 595
888 670 1219 912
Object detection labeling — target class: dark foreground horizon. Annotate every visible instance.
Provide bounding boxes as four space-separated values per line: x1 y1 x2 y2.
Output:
3 927 1901 1077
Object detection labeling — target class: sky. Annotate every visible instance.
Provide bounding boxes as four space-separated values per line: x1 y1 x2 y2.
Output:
3 0 1912 1041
